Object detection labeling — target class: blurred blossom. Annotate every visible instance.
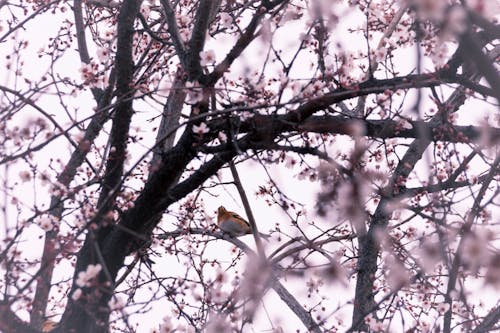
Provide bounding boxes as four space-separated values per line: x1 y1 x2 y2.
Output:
175 324 195 333
239 111 253 121
187 89 204 103
443 6 468 35
461 229 492 270
237 257 271 312
466 0 500 19
419 240 442 272
108 295 126 311
75 264 102 287
206 314 231 333
419 321 431 332
485 254 500 288
208 285 228 304
19 170 32 182
318 260 348 287
405 0 449 21
347 120 365 137
385 254 410 289
71 288 82 301
159 316 174 333
374 46 387 62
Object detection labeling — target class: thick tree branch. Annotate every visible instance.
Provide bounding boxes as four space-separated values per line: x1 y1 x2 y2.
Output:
228 161 266 257
160 0 187 66
185 0 213 81
350 44 499 329
74 0 104 101
471 305 500 333
0 301 40 333
58 1 143 332
206 9 265 85
459 31 500 103
443 156 499 333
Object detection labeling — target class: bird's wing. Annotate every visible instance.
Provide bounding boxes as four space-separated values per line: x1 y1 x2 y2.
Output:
229 212 250 227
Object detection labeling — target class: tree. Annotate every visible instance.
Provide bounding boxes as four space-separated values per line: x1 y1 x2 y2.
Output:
0 0 498 332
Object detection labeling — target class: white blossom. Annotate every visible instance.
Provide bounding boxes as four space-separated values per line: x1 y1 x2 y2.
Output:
140 4 151 19
37 215 54 232
193 122 210 135
200 50 216 66
437 302 450 315
19 170 31 182
219 12 233 29
96 47 110 63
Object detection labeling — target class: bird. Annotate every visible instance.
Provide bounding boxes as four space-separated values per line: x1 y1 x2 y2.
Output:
217 206 270 239
42 319 57 332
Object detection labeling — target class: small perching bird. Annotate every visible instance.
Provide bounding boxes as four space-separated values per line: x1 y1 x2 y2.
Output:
217 206 269 239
